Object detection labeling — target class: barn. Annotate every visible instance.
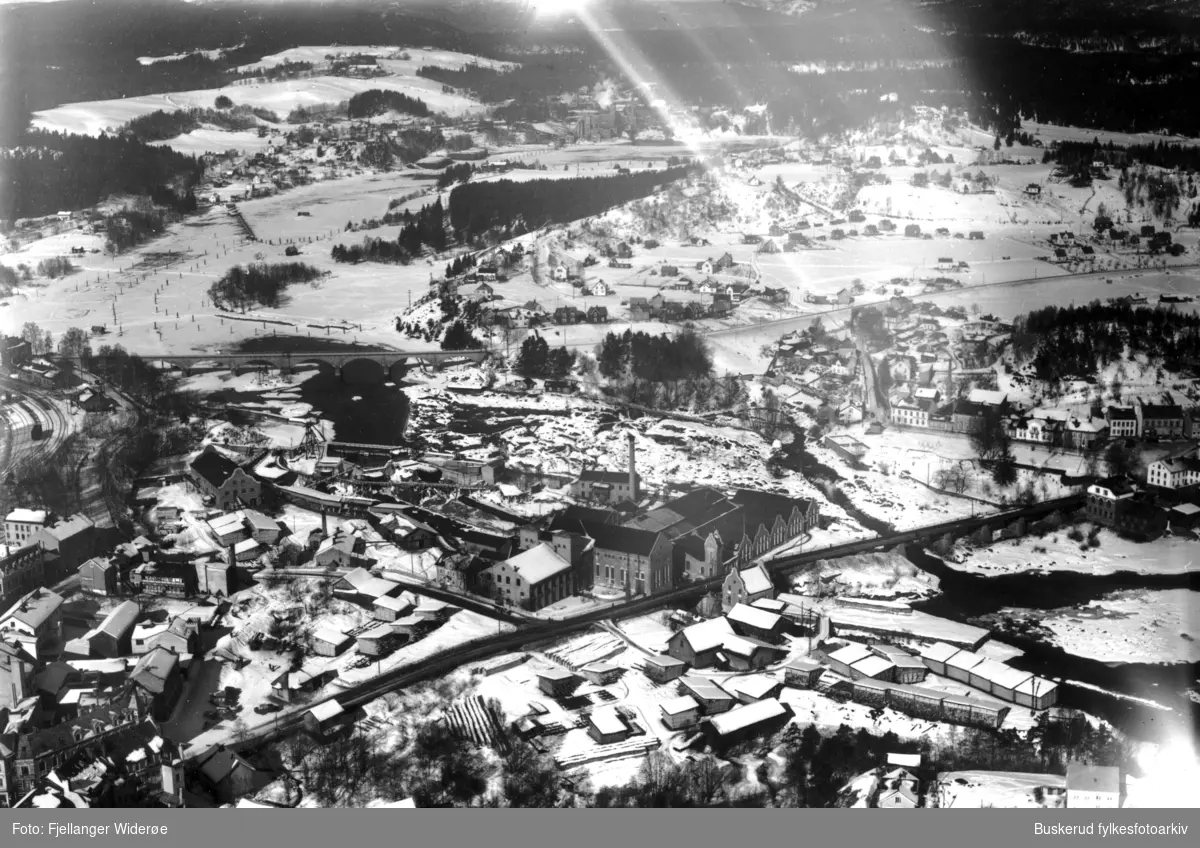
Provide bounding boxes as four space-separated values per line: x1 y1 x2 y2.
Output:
726 603 785 643
667 617 736 669
707 698 790 747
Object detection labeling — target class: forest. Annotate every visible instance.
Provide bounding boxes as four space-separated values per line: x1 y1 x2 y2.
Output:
120 105 279 142
0 130 204 221
331 199 449 264
346 90 431 120
208 262 323 311
1009 302 1200 382
447 167 692 238
596 327 714 383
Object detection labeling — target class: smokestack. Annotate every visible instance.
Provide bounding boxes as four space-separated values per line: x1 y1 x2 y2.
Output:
627 432 637 499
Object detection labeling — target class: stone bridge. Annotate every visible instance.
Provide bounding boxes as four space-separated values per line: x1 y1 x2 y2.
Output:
75 348 489 383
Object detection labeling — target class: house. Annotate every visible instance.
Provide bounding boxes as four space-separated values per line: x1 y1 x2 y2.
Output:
1 587 65 655
660 265 679 277
188 446 261 510
783 657 824 688
587 705 631 743
659 695 701 730
877 768 920 808
4 509 49 549
1105 406 1138 438
65 600 139 659
1136 400 1184 438
145 617 198 656
1063 417 1107 451
536 667 581 698
944 649 985 683
311 627 352 657
1147 454 1200 490
78 557 118 597
128 646 183 720
314 531 367 569
667 616 735 668
641 654 687 683
1024 184 1041 196
1 544 46 601
196 748 273 805
590 278 612 296
270 662 337 703
483 543 575 611
720 560 774 611
586 305 609 324
1066 763 1120 808
1086 476 1136 525
131 562 198 599
29 514 98 580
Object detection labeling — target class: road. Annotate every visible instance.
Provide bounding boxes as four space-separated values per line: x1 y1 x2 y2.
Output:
203 493 1084 761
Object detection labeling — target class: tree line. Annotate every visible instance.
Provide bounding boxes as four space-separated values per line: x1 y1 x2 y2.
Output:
119 105 279 143
1010 301 1200 381
331 198 449 264
346 89 431 119
208 262 323 310
447 167 693 239
596 327 713 383
0 129 205 220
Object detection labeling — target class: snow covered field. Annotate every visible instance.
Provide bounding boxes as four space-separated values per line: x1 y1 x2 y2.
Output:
946 533 1200 579
999 589 1200 665
934 770 1065 809
789 551 941 601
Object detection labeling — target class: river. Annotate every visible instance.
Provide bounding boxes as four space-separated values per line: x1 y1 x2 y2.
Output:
905 544 1200 746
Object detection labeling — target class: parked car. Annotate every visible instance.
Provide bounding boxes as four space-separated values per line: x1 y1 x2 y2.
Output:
254 703 283 715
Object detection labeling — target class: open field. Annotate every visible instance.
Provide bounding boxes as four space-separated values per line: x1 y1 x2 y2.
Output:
948 533 1200 579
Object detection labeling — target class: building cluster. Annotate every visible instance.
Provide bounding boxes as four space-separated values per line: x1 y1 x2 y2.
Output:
1085 465 1200 540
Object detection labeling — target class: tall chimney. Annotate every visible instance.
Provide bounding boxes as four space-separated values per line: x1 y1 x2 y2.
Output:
627 432 637 499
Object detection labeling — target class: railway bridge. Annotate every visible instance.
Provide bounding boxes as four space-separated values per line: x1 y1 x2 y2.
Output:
61 348 489 383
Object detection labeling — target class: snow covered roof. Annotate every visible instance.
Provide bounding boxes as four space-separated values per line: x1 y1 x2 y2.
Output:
2 588 65 631
242 510 280 533
677 617 736 653
373 595 413 612
5 509 48 524
721 675 779 701
827 642 874 667
751 598 786 613
503 543 572 585
661 695 699 716
308 700 344 723
945 649 984 672
734 563 773 596
709 698 787 736
850 655 895 679
727 603 781 632
785 657 822 673
919 641 961 663
967 389 1006 406
984 663 1034 691
644 654 686 669
207 512 245 537
588 706 627 736
337 568 399 600
537 667 578 682
233 538 261 554
888 753 922 768
1014 676 1058 697
721 634 776 658
311 627 349 646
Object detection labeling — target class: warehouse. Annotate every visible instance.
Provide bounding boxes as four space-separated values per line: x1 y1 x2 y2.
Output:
919 641 962 676
981 663 1034 702
537 667 582 697
968 658 1012 692
944 649 986 684
890 654 929 684
848 654 896 682
824 642 874 677
1013 676 1059 710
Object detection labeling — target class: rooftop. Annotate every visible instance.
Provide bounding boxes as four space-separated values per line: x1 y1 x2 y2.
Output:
308 700 345 723
850 655 896 678
676 617 736 653
190 448 243 490
735 563 773 597
720 674 779 700
503 543 572 585
827 642 874 667
588 706 628 736
661 695 700 716
130 647 180 695
709 697 787 735
6 509 48 524
727 603 782 632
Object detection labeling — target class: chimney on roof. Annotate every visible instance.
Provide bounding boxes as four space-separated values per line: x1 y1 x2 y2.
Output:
627 432 637 499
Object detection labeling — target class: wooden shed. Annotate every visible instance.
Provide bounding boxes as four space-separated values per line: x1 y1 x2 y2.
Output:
537 667 582 698
1013 676 1059 710
783 657 825 689
825 642 873 678
677 677 735 715
659 695 701 731
580 661 624 686
642 654 687 684
919 641 961 676
586 706 630 744
890 654 929 684
311 627 352 657
944 650 985 684
372 594 414 622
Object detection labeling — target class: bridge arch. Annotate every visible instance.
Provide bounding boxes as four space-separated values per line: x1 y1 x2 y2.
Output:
339 357 387 385
291 358 338 377
231 358 284 376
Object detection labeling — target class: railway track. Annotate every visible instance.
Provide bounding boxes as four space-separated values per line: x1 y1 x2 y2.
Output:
0 378 73 478
209 494 1085 761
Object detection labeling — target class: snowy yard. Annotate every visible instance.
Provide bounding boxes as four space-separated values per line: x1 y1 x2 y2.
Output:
947 532 1200 579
